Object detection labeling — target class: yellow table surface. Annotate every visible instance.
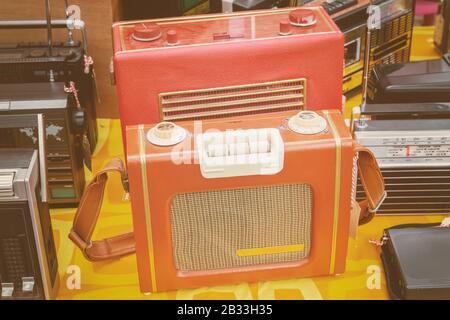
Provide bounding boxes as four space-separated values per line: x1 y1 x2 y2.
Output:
51 26 448 300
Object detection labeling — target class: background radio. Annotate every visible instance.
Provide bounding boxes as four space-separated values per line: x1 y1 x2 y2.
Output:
0 82 87 206
354 107 450 215
0 113 58 300
368 53 450 103
367 0 415 80
212 0 293 12
0 14 98 155
112 7 344 146
434 0 450 54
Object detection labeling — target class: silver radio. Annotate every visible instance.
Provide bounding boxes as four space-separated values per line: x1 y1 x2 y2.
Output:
354 116 450 215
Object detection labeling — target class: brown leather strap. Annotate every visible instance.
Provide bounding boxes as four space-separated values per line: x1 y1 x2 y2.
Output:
70 148 385 261
355 145 386 225
69 158 135 261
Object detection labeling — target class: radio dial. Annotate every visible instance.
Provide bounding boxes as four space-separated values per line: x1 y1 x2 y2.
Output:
289 9 317 27
132 23 163 42
147 121 187 146
288 111 327 134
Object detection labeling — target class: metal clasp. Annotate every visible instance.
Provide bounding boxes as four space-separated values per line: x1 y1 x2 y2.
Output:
368 191 387 213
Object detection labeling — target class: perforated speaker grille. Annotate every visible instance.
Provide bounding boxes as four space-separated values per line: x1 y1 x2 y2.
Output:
159 79 306 121
170 184 312 271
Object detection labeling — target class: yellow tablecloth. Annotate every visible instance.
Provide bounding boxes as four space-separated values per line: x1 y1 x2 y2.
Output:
51 26 448 300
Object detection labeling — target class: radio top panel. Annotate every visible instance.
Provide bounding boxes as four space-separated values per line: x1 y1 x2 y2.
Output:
0 82 68 111
113 7 340 52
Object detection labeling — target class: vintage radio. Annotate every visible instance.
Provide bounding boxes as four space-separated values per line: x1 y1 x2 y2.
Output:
115 0 213 20
354 113 450 215
112 7 345 146
212 0 293 12
0 114 59 300
368 53 450 103
0 149 59 300
361 102 450 120
435 0 450 54
305 0 367 94
0 14 98 153
0 82 86 206
69 110 385 293
366 0 415 80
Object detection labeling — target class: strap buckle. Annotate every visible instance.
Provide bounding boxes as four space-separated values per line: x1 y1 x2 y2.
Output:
121 172 130 194
368 191 387 213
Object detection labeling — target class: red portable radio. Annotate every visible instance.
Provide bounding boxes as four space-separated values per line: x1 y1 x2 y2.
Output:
68 110 385 293
112 7 345 146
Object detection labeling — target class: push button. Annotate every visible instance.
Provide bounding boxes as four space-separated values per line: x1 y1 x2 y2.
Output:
1 283 14 298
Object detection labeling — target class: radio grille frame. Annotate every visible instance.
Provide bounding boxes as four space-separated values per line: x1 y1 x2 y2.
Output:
159 78 307 122
170 183 313 271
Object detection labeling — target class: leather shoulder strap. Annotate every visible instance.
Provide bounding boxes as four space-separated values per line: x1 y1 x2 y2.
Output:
355 145 386 225
70 148 385 260
69 158 135 261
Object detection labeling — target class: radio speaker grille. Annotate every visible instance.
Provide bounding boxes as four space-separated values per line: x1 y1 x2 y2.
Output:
159 79 306 122
170 184 312 271
357 166 450 214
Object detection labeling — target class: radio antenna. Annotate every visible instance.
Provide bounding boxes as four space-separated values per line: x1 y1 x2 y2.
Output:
44 0 55 81
361 0 376 109
64 0 75 45
351 0 375 132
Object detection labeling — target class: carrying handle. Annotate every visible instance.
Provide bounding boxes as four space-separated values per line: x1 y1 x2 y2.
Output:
44 0 53 57
0 19 89 55
0 114 48 202
69 145 386 261
69 158 135 261
355 145 386 225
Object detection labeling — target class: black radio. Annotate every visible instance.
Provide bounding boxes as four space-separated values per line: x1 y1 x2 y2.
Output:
0 7 98 155
368 53 450 103
0 114 59 300
211 0 293 12
435 0 450 54
0 82 87 206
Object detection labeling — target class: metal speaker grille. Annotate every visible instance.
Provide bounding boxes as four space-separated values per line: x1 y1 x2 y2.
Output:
357 166 450 214
170 184 312 271
159 79 306 122
0 237 27 286
370 11 413 47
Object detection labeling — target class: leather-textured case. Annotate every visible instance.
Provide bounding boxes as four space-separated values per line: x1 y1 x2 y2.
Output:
381 224 450 300
112 7 344 147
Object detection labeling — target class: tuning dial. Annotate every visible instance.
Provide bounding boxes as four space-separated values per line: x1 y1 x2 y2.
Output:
279 21 292 36
288 111 327 135
132 23 163 42
147 122 187 146
289 9 317 27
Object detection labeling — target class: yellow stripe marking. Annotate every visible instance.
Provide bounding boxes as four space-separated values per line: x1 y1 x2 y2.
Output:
323 111 342 274
138 125 158 292
237 244 305 257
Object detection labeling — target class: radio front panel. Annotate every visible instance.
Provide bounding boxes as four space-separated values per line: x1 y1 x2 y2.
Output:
354 119 450 215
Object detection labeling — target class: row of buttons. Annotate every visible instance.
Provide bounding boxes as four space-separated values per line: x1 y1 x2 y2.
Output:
1 277 35 298
321 0 358 15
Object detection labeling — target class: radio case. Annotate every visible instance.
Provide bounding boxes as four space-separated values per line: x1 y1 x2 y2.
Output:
124 110 384 293
112 7 345 146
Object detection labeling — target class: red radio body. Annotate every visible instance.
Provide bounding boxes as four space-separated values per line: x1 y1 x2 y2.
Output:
112 7 344 146
126 110 357 293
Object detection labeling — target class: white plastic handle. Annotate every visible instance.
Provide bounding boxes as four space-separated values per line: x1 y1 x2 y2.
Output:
197 128 284 179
